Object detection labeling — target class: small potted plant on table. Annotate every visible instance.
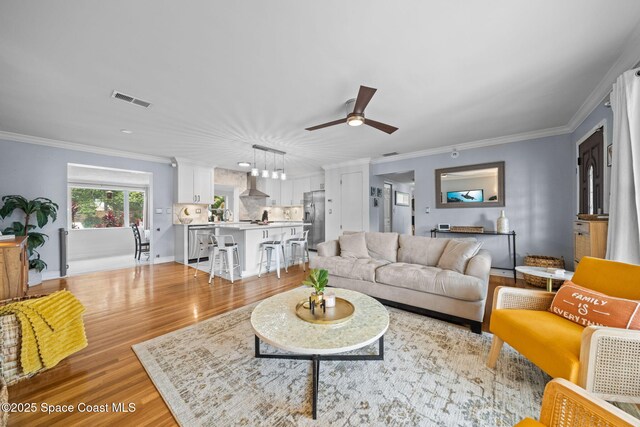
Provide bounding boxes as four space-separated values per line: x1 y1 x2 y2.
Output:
303 268 328 313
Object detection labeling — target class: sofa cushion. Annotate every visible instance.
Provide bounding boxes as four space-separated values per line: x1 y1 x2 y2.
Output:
437 240 482 273
312 256 389 282
339 232 370 259
365 232 398 263
490 309 583 382
375 263 486 301
398 235 449 267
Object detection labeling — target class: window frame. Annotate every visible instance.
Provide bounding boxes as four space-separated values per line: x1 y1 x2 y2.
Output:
68 183 148 230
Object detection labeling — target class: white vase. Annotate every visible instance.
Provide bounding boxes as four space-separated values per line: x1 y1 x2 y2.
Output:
497 210 510 234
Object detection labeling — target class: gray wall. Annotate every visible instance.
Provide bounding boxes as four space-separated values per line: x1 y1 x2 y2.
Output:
0 138 175 277
371 134 575 269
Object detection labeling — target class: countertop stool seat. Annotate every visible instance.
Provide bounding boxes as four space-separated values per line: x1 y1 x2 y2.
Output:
213 235 241 283
194 231 217 278
287 229 309 271
258 232 288 279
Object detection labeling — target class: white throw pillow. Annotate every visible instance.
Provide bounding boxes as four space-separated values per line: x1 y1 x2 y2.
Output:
437 239 482 274
339 232 370 259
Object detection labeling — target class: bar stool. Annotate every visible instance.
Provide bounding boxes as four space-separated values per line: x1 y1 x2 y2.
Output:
194 231 216 277
213 235 241 283
258 232 288 279
287 229 310 271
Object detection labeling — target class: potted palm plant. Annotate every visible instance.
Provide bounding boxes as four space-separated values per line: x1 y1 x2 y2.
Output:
303 268 329 306
0 195 59 285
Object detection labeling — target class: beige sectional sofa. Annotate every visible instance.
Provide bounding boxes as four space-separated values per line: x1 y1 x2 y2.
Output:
309 231 492 333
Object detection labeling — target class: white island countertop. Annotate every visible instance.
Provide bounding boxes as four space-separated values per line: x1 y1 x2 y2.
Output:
176 222 309 230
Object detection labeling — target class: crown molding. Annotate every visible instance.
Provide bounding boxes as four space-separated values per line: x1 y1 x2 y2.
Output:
0 130 171 164
567 24 640 132
322 157 371 170
372 125 570 165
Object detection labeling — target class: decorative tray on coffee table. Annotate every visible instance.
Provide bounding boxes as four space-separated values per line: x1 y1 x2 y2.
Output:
295 298 355 325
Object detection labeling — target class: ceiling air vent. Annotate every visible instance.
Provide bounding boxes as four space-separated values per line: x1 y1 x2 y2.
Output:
382 152 399 157
111 90 152 108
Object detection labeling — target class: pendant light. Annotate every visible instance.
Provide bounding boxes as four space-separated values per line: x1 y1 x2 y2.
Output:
261 150 269 178
280 153 286 180
271 152 279 179
251 148 259 176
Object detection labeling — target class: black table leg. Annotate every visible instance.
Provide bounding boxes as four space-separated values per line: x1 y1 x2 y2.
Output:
254 335 384 419
312 356 319 420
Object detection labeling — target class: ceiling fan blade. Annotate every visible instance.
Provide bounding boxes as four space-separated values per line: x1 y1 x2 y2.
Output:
353 86 377 114
365 119 398 134
305 118 345 131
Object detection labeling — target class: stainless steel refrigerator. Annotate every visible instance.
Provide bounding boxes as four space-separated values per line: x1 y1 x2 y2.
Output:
304 191 325 250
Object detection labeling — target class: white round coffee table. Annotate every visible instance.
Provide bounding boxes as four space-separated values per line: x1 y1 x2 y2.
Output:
251 287 389 419
515 266 574 292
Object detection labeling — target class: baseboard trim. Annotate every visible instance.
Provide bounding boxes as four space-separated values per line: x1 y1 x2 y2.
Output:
154 256 176 264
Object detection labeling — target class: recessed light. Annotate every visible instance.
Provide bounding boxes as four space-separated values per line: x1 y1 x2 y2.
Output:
237 161 251 168
120 129 133 134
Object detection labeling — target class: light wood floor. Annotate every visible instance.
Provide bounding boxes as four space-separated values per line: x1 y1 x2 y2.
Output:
8 262 519 426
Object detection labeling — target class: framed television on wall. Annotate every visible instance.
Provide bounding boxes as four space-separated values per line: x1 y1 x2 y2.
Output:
446 189 484 203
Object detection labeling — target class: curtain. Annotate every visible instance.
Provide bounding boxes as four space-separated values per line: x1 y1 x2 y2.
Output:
606 67 640 264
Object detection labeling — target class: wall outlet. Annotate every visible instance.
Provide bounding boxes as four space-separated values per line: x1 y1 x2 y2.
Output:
155 208 163 214
166 208 172 214
425 207 430 214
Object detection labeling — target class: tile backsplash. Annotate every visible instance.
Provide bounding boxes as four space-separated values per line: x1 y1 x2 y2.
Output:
259 205 304 221
173 204 209 224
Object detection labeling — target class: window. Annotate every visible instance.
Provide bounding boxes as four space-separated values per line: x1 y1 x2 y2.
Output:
71 187 146 229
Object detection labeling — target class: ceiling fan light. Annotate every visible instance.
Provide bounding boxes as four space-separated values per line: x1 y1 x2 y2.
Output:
347 115 364 127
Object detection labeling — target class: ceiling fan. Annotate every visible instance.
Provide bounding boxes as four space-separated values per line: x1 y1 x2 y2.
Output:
305 85 398 134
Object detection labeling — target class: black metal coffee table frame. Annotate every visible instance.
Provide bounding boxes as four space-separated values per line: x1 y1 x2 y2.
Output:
254 335 385 420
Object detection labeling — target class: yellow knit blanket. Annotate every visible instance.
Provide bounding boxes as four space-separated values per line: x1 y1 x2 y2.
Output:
0 290 87 374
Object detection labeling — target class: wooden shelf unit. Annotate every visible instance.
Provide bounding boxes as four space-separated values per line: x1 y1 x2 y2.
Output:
574 220 608 265
0 236 29 300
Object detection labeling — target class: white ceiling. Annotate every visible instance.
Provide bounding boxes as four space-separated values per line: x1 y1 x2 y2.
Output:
1 1 640 177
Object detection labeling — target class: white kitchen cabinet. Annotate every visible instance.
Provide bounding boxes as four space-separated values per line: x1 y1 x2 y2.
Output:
175 162 214 204
194 166 214 204
280 180 293 205
310 174 325 191
292 177 310 205
244 227 282 273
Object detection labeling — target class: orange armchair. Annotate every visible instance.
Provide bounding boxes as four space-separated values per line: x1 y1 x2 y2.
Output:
488 256 640 403
514 378 639 426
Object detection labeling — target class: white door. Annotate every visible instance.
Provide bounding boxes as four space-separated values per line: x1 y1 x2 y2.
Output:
340 172 363 232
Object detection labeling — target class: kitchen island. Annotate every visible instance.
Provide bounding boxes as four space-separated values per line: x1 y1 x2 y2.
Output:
175 222 310 280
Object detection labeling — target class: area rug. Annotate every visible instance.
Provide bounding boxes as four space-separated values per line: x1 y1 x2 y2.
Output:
132 302 556 426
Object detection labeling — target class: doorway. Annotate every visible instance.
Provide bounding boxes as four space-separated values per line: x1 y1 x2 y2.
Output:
383 183 392 232
376 171 415 235
579 128 604 214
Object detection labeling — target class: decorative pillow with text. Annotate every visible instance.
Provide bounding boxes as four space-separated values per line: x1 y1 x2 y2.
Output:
549 281 640 330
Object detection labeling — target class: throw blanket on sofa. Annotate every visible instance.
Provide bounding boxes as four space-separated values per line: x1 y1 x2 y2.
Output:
0 290 87 374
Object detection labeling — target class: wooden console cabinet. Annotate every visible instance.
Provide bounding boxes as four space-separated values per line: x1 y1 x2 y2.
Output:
574 220 608 265
0 236 29 300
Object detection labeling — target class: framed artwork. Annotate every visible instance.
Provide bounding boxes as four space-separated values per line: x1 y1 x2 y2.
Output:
395 191 410 206
607 144 612 167
376 188 383 198
370 186 376 197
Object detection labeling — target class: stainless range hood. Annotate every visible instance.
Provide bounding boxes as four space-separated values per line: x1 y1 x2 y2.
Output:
240 174 269 198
